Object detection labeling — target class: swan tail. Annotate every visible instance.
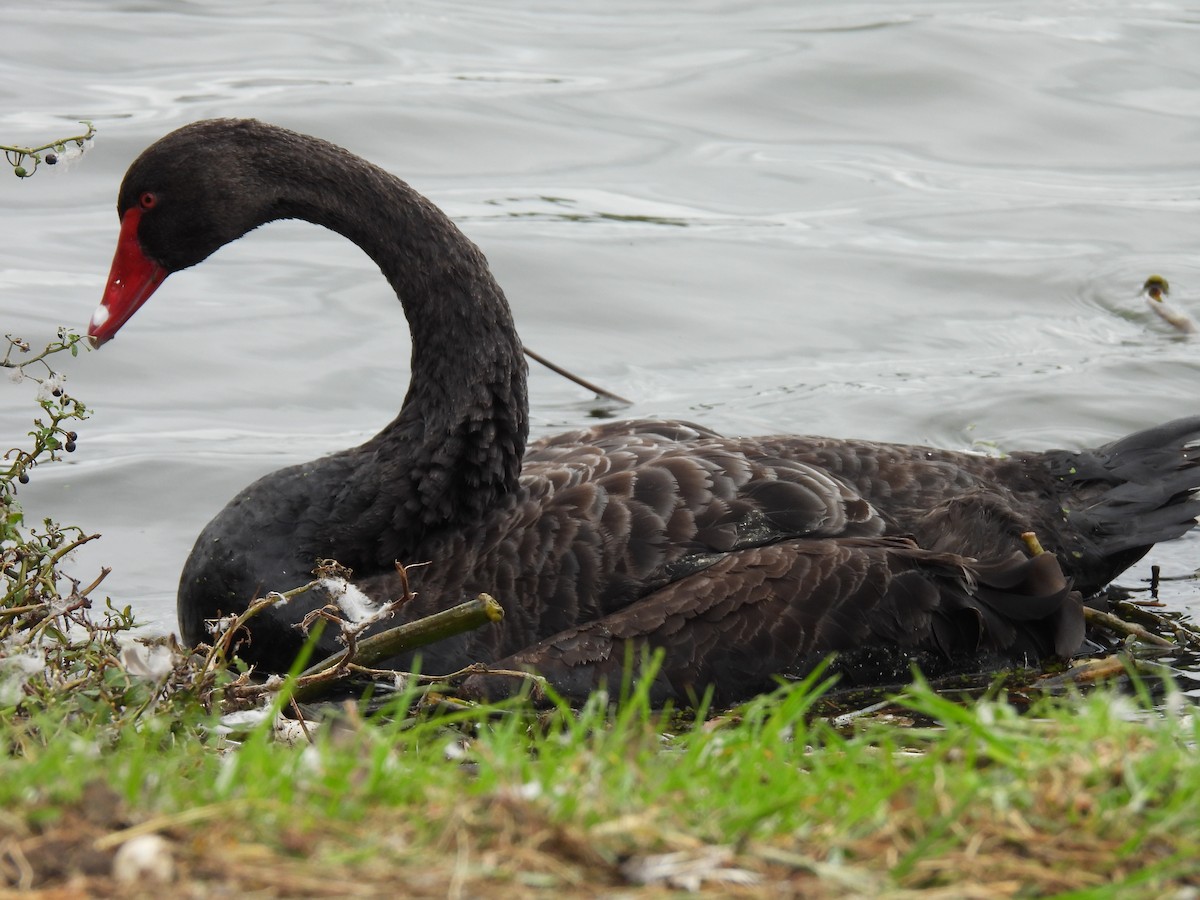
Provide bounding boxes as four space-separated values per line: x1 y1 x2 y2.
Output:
1037 415 1200 594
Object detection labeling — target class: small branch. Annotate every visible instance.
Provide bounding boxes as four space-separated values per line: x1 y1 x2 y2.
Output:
93 802 240 851
523 346 631 405
0 602 49 620
77 567 111 599
288 697 315 744
299 594 502 678
1036 654 1133 689
290 594 503 703
199 580 322 675
1083 606 1174 648
3 121 96 179
1034 654 1181 693
1111 598 1200 651
47 531 100 566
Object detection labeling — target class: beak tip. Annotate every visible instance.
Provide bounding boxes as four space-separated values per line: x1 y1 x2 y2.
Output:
87 304 112 348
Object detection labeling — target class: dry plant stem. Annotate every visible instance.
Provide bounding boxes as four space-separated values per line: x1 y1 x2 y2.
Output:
1041 654 1173 688
1153 569 1200 582
288 697 315 743
349 660 544 688
3 533 100 625
523 346 631 405
7 596 87 644
300 593 503 677
0 603 45 619
1027 656 1119 691
45 531 99 567
1066 656 1131 683
93 802 241 852
1111 598 1200 650
77 567 111 598
1082 606 1174 648
291 594 504 702
200 579 322 674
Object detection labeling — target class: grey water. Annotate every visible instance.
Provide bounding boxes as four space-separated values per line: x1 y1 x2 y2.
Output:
3 1 1200 635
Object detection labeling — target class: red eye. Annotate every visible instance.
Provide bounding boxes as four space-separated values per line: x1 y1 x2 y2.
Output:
140 191 158 209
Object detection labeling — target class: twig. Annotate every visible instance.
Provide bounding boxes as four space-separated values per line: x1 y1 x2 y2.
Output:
77 567 111 599
1020 531 1046 556
831 698 897 729
1037 654 1177 690
47 531 100 566
300 593 503 677
3 121 95 179
378 660 545 687
1144 569 1200 583
289 697 315 744
93 802 240 851
523 346 631 405
1031 656 1125 691
290 594 504 702
199 580 322 675
1111 598 1200 651
1 330 86 370
1083 606 1174 648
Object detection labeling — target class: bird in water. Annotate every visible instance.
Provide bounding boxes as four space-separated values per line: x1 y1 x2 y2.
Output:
1142 275 1197 334
87 120 1200 705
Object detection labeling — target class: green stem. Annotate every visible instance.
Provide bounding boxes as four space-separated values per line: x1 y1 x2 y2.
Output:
3 122 95 178
291 594 504 702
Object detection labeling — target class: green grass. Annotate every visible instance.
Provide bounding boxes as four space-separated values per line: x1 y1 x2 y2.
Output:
3 669 1199 897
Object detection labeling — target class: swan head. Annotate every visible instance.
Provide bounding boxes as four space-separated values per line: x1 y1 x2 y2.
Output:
88 119 278 347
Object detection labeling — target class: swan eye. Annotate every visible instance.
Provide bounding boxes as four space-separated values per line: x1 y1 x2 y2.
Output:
139 191 158 209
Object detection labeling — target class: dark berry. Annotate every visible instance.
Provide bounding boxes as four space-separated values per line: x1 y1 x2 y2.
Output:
67 431 77 441
18 473 29 484
65 440 76 453
44 152 57 165
52 388 62 397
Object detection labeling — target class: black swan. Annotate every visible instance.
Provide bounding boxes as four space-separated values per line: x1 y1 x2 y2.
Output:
88 120 1200 704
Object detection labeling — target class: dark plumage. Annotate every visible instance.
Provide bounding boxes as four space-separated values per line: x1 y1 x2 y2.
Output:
89 120 1200 705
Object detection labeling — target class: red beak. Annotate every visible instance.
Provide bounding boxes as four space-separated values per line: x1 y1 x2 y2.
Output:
88 207 167 347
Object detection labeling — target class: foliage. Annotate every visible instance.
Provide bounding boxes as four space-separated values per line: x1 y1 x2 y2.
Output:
0 331 197 733
2 121 96 178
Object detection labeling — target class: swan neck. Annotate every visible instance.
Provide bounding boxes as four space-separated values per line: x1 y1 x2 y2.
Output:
267 137 529 530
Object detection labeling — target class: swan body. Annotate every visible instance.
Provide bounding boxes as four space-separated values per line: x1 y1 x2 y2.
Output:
89 120 1200 704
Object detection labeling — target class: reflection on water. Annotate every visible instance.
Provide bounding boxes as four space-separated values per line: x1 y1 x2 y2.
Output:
3 1 1200 633
485 193 693 228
